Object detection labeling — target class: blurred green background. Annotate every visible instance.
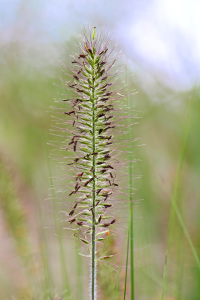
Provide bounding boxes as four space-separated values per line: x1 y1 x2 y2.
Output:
0 0 200 299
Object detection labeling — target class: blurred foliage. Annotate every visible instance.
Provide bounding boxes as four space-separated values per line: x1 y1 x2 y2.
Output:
0 151 39 298
97 235 121 299
0 27 200 300
0 153 29 260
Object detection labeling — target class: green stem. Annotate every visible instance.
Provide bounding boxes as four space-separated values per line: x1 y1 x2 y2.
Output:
126 64 134 299
124 228 130 300
91 55 96 300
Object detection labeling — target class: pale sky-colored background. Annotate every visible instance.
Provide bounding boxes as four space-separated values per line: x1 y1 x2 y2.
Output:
1 0 199 91
1 2 200 299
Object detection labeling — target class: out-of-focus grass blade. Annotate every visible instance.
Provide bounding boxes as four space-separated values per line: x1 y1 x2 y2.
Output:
141 268 188 300
35 191 53 300
0 152 41 299
176 225 184 300
123 228 130 300
162 91 200 299
47 157 72 300
126 63 135 300
76 240 83 300
113 227 129 300
38 106 72 299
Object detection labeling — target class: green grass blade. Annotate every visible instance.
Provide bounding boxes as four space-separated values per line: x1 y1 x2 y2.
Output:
47 151 72 300
162 91 200 299
126 63 135 300
75 240 84 300
38 104 72 300
35 191 53 300
113 227 128 300
124 228 130 300
50 177 72 299
170 194 200 269
141 268 189 300
176 225 184 300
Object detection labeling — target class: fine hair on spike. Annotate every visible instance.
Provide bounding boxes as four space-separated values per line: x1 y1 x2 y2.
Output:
52 26 129 300
64 27 119 246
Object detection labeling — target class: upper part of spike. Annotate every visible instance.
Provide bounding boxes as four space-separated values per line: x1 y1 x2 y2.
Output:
92 26 96 41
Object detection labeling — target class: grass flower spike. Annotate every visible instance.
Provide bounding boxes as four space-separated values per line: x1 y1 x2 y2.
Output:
57 27 121 300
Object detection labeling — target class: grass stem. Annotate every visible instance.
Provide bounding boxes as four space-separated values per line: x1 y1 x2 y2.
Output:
124 228 130 300
126 63 135 300
91 48 96 300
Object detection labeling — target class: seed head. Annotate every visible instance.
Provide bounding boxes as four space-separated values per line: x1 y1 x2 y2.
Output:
60 27 120 254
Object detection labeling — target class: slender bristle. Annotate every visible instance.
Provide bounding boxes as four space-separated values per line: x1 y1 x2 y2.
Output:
53 27 124 300
63 28 118 248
